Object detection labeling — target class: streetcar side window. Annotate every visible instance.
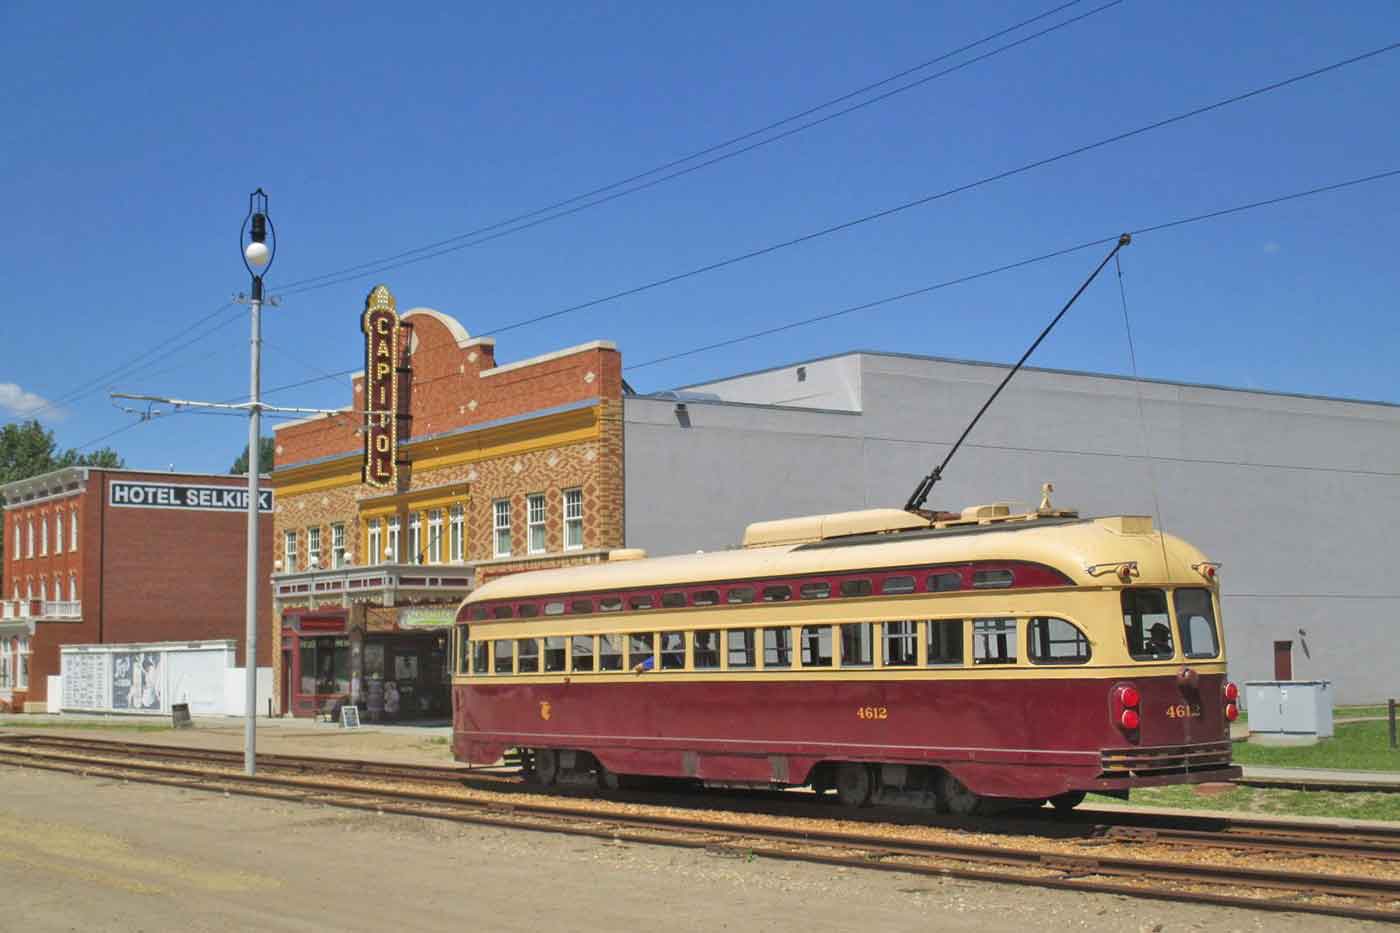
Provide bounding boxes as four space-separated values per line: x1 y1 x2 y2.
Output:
544 601 565 616
927 572 962 592
571 599 594 615
926 620 964 665
840 623 874 667
469 606 488 621
494 640 514 674
693 589 720 607
472 640 488 675
973 569 1014 589
517 603 540 618
764 627 793 668
571 635 595 672
1028 617 1091 664
727 629 757 668
881 575 916 595
599 596 623 613
517 638 540 673
693 630 721 669
1174 588 1220 659
727 586 755 604
660 631 686 669
1123 589 1174 660
801 625 833 667
493 605 513 619
456 625 470 674
543 636 566 672
884 621 917 666
661 591 687 609
629 632 655 670
799 581 830 600
630 594 654 610
973 619 1018 665
762 584 792 602
840 579 872 597
598 634 624 670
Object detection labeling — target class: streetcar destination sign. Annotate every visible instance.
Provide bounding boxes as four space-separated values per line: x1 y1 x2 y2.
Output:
109 481 273 512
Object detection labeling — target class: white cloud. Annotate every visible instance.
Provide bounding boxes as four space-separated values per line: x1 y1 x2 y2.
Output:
0 383 62 420
1263 241 1281 254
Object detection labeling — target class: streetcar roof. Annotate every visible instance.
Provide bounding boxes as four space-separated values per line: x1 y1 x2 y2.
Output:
463 509 1212 604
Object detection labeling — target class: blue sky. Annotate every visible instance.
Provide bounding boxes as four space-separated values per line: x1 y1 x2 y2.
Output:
3 1 1398 473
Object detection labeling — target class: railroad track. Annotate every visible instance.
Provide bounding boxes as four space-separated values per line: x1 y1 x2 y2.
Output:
0 736 1398 922
4 733 1399 862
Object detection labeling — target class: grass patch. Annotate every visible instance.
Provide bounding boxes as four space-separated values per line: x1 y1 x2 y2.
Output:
1091 784 1400 822
1233 721 1400 772
0 717 171 733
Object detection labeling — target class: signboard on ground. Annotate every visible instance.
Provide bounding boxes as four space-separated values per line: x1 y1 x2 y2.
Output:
171 703 193 729
340 705 361 729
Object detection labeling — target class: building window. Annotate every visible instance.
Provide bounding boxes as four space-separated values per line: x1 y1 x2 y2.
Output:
17 637 29 690
449 505 464 562
367 518 382 565
39 516 48 556
386 514 400 563
70 508 78 551
283 530 298 573
427 509 443 564
298 636 350 695
307 526 321 569
54 512 64 554
527 494 546 554
563 488 583 550
54 576 64 602
39 577 48 602
69 572 78 601
0 640 9 689
493 499 511 558
407 512 421 564
331 523 346 568
11 523 18 561
26 519 33 558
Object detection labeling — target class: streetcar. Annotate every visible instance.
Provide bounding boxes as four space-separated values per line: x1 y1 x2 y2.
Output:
450 500 1241 813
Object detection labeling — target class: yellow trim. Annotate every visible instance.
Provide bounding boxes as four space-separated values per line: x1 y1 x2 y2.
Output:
271 404 602 498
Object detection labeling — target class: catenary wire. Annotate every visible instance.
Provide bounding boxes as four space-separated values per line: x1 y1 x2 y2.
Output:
252 166 1400 401
473 40 1400 340
272 0 1106 293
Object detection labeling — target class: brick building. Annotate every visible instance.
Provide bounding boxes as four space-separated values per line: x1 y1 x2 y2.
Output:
269 286 623 718
0 467 274 712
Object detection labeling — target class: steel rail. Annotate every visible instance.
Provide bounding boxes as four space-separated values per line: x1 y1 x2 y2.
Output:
0 745 1397 922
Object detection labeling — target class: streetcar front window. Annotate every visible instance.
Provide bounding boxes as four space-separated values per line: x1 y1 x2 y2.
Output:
456 625 470 674
1174 588 1221 659
1123 589 1175 660
472 640 488 675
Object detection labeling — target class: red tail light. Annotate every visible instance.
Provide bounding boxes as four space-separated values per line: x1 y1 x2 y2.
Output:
1112 683 1141 739
1223 681 1239 702
1117 685 1141 708
1224 703 1239 722
1119 709 1141 729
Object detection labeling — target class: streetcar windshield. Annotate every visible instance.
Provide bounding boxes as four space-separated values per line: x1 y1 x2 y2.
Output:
1123 589 1174 660
1174 588 1221 659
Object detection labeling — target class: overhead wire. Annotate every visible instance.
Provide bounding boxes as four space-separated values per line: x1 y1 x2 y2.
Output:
272 0 1109 294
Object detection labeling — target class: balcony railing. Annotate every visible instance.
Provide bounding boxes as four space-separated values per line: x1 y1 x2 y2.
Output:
1 599 82 621
272 563 473 606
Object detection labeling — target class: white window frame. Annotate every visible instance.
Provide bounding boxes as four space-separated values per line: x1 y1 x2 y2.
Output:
26 519 33 558
407 512 422 564
449 504 465 563
563 488 583 551
493 499 511 558
527 493 546 555
427 509 443 564
70 508 78 551
0 640 9 689
54 575 64 602
367 518 383 565
69 572 77 602
17 636 29 690
283 530 298 573
386 514 401 563
307 526 321 569
39 515 47 556
11 523 18 561
54 512 64 554
39 577 47 602
331 523 346 568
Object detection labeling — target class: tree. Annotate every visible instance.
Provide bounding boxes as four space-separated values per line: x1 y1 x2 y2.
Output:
230 436 276 475
0 420 126 575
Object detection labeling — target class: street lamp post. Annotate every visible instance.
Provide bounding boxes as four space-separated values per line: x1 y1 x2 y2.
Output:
241 189 275 776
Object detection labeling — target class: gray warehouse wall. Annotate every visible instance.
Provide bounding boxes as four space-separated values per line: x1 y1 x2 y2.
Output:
625 352 1400 704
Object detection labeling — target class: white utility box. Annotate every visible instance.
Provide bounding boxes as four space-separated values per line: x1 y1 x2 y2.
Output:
1244 680 1334 745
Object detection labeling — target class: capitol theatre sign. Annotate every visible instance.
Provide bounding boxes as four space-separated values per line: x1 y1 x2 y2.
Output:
362 285 401 488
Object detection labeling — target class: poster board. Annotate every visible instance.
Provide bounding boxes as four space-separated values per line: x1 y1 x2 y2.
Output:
340 704 361 729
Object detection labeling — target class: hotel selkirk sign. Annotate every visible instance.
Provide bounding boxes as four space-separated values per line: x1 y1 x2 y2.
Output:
362 285 400 488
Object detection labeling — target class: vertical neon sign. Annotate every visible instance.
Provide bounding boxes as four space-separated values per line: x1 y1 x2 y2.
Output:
362 285 400 488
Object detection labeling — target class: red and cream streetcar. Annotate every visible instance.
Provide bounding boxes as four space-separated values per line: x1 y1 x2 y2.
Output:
450 498 1241 813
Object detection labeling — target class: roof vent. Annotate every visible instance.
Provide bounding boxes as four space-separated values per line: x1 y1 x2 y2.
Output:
960 503 1012 522
608 548 648 561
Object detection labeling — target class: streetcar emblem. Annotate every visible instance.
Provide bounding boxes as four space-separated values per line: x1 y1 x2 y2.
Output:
539 701 552 721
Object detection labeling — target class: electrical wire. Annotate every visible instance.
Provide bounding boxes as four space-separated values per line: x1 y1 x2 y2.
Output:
272 0 1108 294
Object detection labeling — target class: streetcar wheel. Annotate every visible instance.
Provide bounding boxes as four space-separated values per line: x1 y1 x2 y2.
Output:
596 763 621 791
1050 791 1086 812
535 748 560 786
835 763 874 808
937 771 983 816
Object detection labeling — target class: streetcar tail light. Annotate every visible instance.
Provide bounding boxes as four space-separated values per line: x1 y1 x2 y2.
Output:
1112 683 1141 738
1223 681 1239 702
1224 703 1239 722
